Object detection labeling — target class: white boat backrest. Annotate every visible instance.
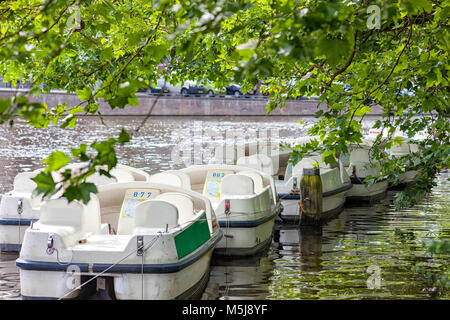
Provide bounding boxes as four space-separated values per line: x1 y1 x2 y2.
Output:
170 171 192 190
292 155 326 175
85 172 117 185
349 148 370 163
236 170 264 194
221 174 254 196
149 171 191 190
156 192 195 225
202 170 234 199
13 171 38 193
117 164 150 181
116 188 159 235
149 172 182 187
39 196 101 236
133 200 179 232
390 143 411 155
109 168 136 183
86 168 136 186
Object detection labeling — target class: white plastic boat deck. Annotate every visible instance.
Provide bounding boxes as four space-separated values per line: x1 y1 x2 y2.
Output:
70 235 132 252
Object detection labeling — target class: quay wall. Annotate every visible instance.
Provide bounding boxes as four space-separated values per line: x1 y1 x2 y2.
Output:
0 89 384 116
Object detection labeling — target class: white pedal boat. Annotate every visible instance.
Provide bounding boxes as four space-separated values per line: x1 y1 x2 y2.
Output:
387 138 422 189
365 128 426 188
267 154 352 223
212 138 351 223
341 143 388 205
149 165 281 256
16 182 222 300
0 163 150 252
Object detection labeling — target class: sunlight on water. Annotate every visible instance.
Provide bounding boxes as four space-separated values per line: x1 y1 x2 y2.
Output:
0 116 448 300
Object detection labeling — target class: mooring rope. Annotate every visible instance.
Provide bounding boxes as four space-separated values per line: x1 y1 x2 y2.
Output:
17 199 23 251
57 233 161 300
141 248 145 300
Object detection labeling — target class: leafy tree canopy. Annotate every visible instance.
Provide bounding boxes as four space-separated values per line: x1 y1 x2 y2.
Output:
0 0 448 207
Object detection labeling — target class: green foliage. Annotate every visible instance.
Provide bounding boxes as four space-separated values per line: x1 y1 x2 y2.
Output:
32 129 131 204
0 0 448 206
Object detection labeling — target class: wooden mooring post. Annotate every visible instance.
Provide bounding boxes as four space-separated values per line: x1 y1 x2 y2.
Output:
299 168 323 226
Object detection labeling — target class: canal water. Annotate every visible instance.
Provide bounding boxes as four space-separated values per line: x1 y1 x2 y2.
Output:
0 116 448 300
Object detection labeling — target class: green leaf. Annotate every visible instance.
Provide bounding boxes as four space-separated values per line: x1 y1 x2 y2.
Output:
76 87 93 101
79 182 98 204
0 98 12 113
31 171 56 197
400 0 433 14
323 150 337 166
316 38 350 67
42 151 71 172
118 128 131 143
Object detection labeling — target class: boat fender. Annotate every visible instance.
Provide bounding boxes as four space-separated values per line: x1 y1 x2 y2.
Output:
46 233 55 255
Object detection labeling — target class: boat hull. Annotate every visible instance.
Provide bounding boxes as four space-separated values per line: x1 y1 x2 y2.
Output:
113 249 213 300
17 233 221 300
346 180 388 205
388 170 417 190
279 191 346 224
0 221 35 252
214 215 275 256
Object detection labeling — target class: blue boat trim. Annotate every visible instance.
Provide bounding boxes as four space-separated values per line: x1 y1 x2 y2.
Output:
218 210 277 228
16 230 223 274
0 218 38 226
350 177 388 185
214 236 272 256
278 193 300 200
278 183 353 200
0 243 22 252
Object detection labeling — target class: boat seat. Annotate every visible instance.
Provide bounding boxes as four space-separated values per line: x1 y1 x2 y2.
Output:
148 171 191 190
220 174 254 196
86 173 117 185
38 196 101 246
13 171 38 193
169 171 192 190
133 200 179 233
156 193 195 225
236 154 276 176
110 168 136 183
116 188 161 235
86 168 135 186
236 170 265 194
292 155 325 176
201 169 235 201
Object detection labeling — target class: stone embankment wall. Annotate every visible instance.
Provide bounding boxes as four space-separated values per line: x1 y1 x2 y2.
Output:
0 89 384 116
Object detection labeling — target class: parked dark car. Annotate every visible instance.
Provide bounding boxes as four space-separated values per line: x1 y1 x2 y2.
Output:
138 78 173 94
225 84 243 96
148 85 170 94
180 81 206 95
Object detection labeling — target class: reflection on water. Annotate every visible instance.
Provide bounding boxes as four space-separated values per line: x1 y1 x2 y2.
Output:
0 116 448 300
0 253 20 299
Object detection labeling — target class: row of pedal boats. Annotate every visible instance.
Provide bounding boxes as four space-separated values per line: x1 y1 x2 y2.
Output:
0 130 424 299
